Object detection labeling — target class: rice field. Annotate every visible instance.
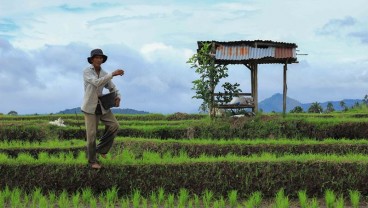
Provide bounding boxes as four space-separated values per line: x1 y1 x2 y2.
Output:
1 111 368 207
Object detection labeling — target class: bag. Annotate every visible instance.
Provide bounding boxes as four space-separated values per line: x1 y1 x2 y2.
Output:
99 91 117 109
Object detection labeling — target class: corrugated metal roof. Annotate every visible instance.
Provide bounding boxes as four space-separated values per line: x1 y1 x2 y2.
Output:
198 40 298 64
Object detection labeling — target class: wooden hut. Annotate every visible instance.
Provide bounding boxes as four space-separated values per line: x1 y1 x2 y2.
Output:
197 40 298 114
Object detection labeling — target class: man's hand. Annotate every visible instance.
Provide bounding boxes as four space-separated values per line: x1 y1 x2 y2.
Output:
115 97 121 107
112 69 124 76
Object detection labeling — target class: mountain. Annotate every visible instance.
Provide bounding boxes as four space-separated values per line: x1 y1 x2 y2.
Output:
57 107 149 114
258 93 302 112
259 93 363 113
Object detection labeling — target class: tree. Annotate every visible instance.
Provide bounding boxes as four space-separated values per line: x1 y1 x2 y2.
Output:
7 110 18 116
290 106 304 113
308 102 323 113
364 94 368 106
339 100 348 111
325 102 335 113
352 101 360 109
187 42 241 118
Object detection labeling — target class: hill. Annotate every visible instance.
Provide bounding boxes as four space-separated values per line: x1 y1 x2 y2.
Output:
258 93 302 112
57 107 149 114
259 93 362 112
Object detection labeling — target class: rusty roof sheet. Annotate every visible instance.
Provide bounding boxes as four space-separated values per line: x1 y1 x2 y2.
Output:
198 40 298 64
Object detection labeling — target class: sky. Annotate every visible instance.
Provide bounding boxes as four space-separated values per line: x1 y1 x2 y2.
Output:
1 0 368 115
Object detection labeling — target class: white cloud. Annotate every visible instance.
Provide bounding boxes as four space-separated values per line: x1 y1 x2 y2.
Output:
1 0 368 114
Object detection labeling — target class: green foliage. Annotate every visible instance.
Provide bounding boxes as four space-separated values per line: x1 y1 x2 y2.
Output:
324 189 335 208
325 102 335 113
290 106 304 113
298 190 308 208
187 42 241 118
216 82 242 104
308 102 323 113
7 110 18 116
349 190 360 208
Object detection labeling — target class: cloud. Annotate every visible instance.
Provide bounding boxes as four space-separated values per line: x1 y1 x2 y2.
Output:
58 4 85 12
316 16 356 36
0 39 44 92
1 0 368 114
0 19 19 32
0 39 201 114
349 31 368 44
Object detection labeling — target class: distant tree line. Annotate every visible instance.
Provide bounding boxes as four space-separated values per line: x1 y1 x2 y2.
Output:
290 94 368 114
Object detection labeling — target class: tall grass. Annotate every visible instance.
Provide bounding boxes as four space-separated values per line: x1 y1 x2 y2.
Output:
325 189 335 208
4 148 368 166
1 186 367 207
274 189 289 208
298 190 308 208
6 136 368 150
349 190 360 208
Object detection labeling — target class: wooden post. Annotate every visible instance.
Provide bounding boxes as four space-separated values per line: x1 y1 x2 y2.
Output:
250 64 255 113
283 63 288 116
254 63 258 113
246 63 258 113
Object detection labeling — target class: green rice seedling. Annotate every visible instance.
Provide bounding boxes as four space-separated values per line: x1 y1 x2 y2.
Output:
274 188 289 208
89 197 97 208
81 187 93 204
157 187 165 205
219 196 226 208
64 151 76 163
38 152 49 161
0 190 4 207
194 194 200 207
178 149 189 161
77 151 87 161
253 191 262 207
105 186 119 205
31 187 43 206
48 191 56 206
38 195 48 208
162 151 173 161
142 151 161 163
187 199 193 208
309 197 319 208
57 190 70 208
202 189 214 208
120 197 130 208
298 190 308 208
72 191 80 208
178 188 189 207
228 190 238 208
213 200 220 208
120 149 136 164
349 190 360 208
150 190 157 204
22 194 29 208
142 197 148 208
99 192 108 208
10 187 21 208
2 186 11 202
152 202 159 208
245 191 262 208
132 189 141 208
325 189 336 208
167 193 175 208
336 195 344 208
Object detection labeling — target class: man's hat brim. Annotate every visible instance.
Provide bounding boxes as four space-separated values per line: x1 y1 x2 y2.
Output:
87 55 108 64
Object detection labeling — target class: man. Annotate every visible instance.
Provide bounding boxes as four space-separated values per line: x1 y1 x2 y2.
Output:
81 48 124 169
